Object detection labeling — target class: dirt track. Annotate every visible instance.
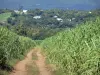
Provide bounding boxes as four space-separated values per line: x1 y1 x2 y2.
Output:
10 48 52 75
35 48 51 75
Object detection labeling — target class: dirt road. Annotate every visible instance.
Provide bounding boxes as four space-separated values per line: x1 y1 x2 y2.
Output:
10 48 52 75
35 48 51 75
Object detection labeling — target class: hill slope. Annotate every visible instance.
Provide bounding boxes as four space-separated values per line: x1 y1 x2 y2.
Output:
0 27 36 75
41 17 100 75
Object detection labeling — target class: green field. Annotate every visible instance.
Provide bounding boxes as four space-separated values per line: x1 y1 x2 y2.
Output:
0 12 11 22
41 17 100 75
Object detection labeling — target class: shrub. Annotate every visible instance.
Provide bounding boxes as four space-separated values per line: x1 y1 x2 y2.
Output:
0 27 36 67
41 17 100 75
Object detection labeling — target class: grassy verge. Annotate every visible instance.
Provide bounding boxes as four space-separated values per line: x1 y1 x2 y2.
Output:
41 17 100 75
0 27 36 75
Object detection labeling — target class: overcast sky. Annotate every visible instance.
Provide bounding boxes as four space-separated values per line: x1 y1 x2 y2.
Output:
0 0 100 10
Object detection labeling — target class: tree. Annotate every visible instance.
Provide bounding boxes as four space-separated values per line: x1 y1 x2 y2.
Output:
11 12 19 17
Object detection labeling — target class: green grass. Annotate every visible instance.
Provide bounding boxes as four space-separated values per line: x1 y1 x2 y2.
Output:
41 17 100 75
0 12 11 22
0 27 36 74
26 50 39 75
26 62 39 75
0 70 8 75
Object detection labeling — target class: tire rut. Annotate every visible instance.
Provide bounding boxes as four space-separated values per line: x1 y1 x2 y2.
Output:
35 48 51 75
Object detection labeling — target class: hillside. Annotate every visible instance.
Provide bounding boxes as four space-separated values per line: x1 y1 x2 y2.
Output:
0 8 100 75
1 9 100 40
0 27 36 75
41 17 100 75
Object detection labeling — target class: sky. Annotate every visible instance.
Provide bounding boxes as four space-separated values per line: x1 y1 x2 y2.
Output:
0 0 100 10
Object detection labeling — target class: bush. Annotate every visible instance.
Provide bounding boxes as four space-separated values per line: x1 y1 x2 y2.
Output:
41 17 100 75
0 27 36 67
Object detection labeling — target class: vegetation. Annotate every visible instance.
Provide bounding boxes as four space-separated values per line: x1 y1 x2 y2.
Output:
0 8 100 75
0 12 11 22
0 27 36 73
1 9 100 40
41 17 100 75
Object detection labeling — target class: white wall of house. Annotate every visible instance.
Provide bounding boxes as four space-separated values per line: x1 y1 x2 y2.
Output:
14 10 20 13
33 16 41 19
57 18 63 21
54 15 58 18
14 10 28 14
23 10 28 14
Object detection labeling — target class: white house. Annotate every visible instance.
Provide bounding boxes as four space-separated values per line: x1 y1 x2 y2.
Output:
89 11 92 14
14 10 27 14
23 10 28 14
57 18 63 21
54 15 58 18
33 16 41 19
14 10 20 13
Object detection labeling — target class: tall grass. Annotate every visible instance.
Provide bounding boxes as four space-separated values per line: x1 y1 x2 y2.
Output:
0 27 36 68
41 17 100 75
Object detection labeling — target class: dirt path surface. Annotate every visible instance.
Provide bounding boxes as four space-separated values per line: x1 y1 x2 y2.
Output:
35 48 51 75
10 48 52 75
10 49 33 75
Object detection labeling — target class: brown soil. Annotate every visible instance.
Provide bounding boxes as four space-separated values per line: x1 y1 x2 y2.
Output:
10 49 33 75
10 48 52 75
35 48 51 75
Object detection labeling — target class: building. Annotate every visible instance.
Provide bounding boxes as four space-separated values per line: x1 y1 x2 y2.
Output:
23 10 28 14
33 16 41 19
14 10 28 14
54 15 58 18
14 10 20 13
89 11 92 14
57 18 63 22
